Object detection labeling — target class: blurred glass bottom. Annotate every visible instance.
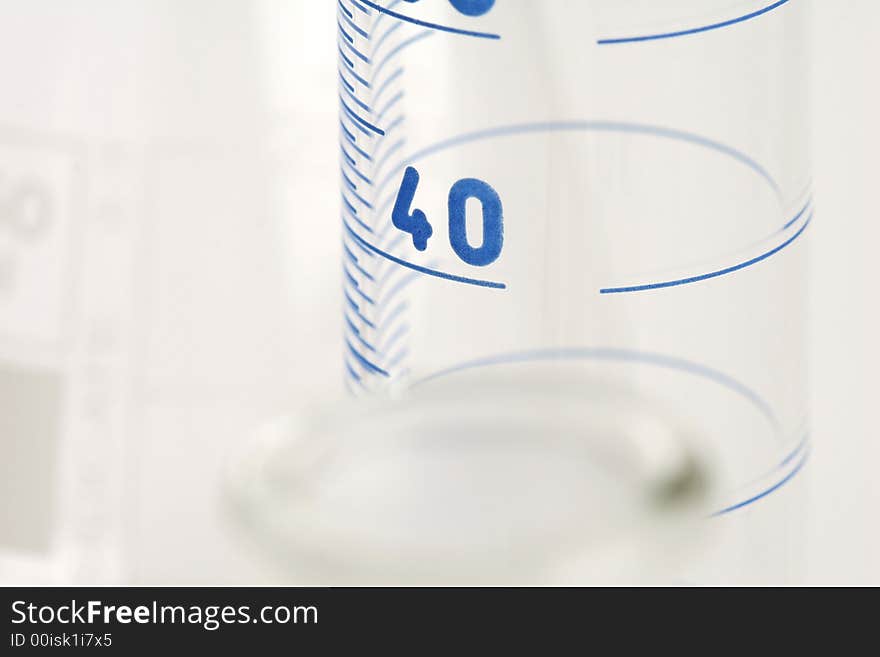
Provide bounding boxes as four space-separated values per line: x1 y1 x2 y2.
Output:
225 371 711 585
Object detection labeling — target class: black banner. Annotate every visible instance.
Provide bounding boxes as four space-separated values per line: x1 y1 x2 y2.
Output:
2 587 606 652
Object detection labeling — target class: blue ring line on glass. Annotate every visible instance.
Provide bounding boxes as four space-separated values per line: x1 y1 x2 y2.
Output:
410 347 804 517
357 120 807 293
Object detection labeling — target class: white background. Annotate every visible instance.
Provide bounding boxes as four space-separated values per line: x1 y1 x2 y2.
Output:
807 0 879 583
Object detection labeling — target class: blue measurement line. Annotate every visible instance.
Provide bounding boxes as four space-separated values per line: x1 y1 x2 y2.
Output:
378 221 395 246
386 347 409 370
338 70 356 92
374 196 395 231
342 82 372 113
372 67 404 106
345 361 362 382
598 0 792 45
377 300 408 332
778 433 809 468
344 289 360 311
342 136 372 161
343 243 361 265
380 221 407 251
377 245 396 277
730 429 808 496
372 22 402 58
782 198 811 231
344 265 362 287
340 97 386 135
344 291 377 329
384 114 405 134
341 62 371 88
343 158 374 185
374 0 401 29
380 232 405 258
344 266 373 297
386 121 780 198
345 233 375 260
348 186 374 209
377 90 404 120
377 239 407 285
338 46 355 68
341 110 374 137
346 316 360 334
341 169 358 191
343 203 375 233
375 123 408 187
340 68 368 99
339 120 357 143
373 30 432 80
380 210 404 243
371 130 400 162
378 270 420 307
600 212 812 294
346 305 376 330
351 330 376 353
376 156 403 195
338 0 353 19
348 254 376 281
413 347 779 433
344 205 375 234
341 193 359 216
713 448 809 516
338 21 354 43
347 339 390 377
345 313 377 351
344 218 506 289
340 32 371 64
352 283 375 305
340 8 371 39
350 0 371 15
380 323 409 355
374 138 405 177
358 0 501 39
339 143 357 165
376 234 407 281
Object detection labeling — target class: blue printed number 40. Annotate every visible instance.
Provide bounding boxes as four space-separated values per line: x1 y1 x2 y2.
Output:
392 166 503 267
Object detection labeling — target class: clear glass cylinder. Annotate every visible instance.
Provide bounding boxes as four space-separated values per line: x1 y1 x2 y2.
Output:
337 0 811 583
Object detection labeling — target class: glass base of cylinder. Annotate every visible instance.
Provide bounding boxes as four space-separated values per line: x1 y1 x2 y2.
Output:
224 373 712 585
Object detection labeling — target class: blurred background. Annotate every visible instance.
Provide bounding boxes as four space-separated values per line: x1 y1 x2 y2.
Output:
0 0 876 584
